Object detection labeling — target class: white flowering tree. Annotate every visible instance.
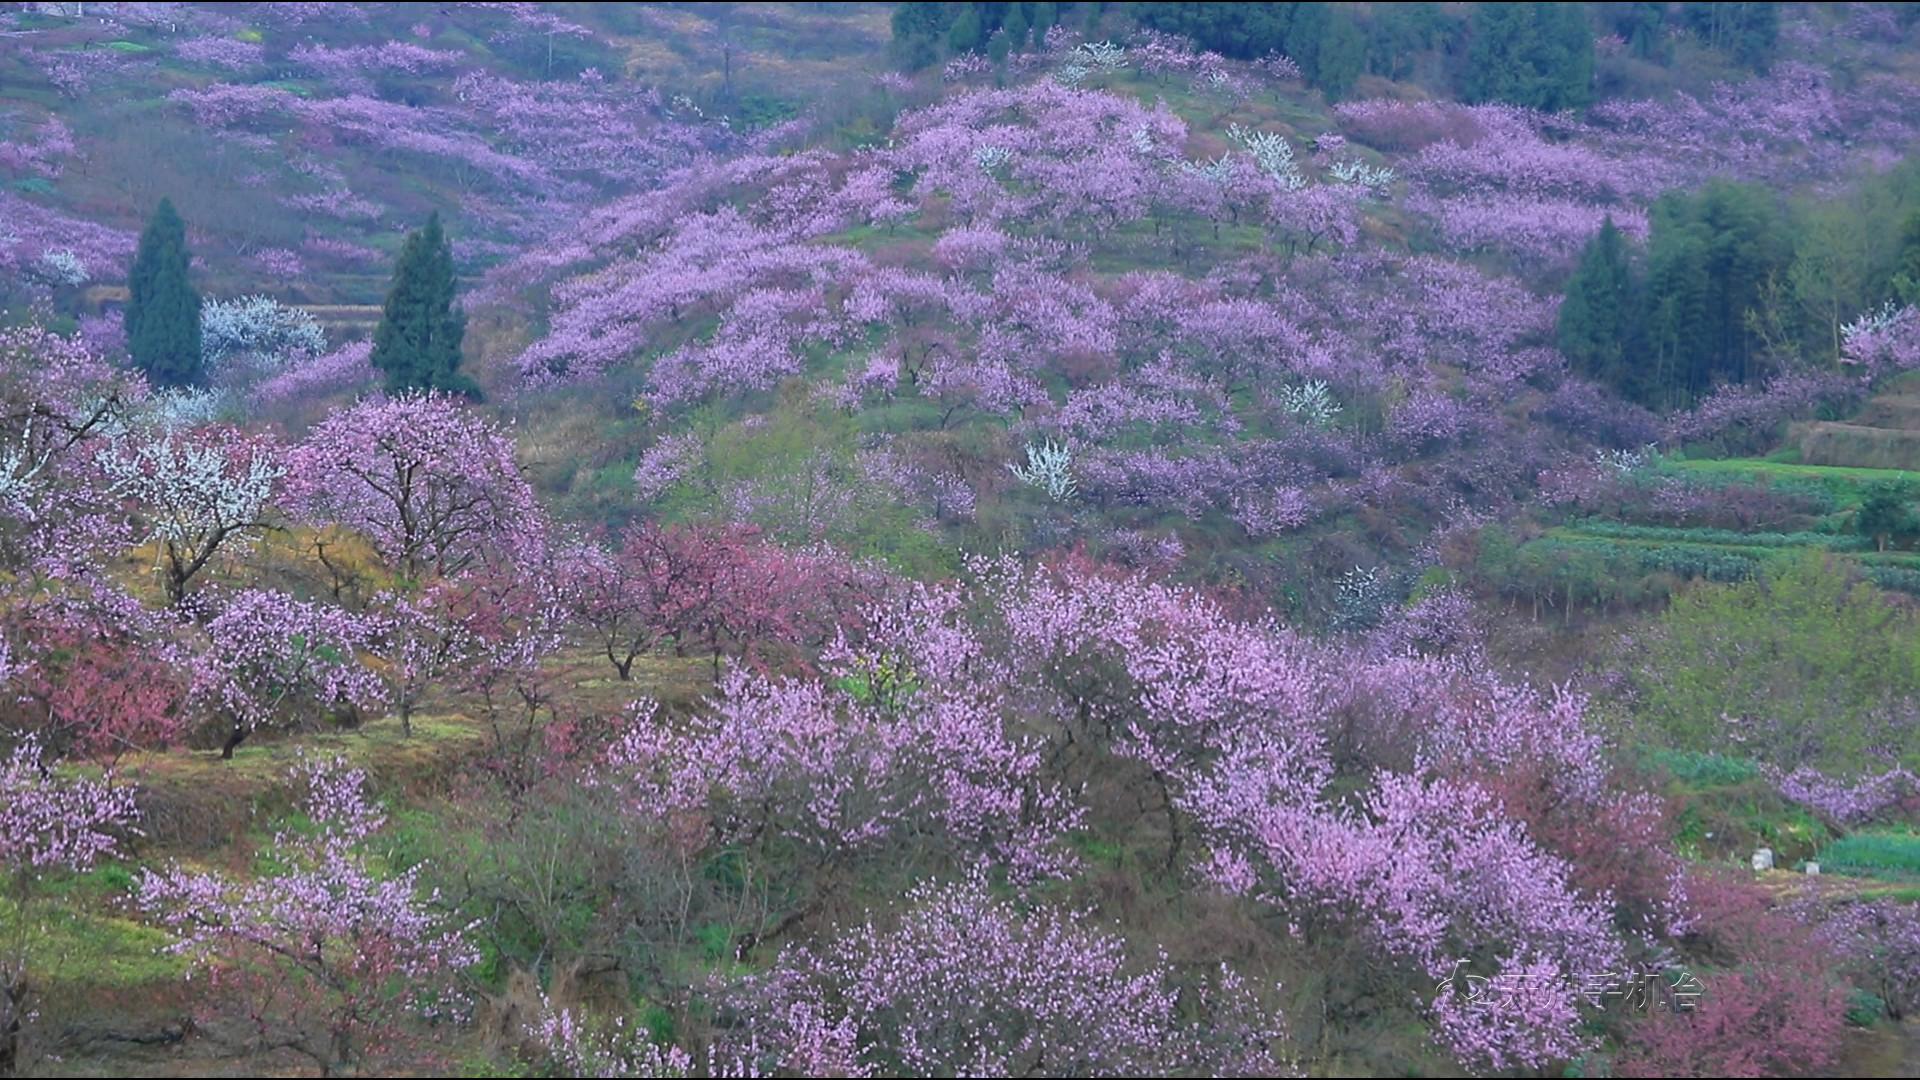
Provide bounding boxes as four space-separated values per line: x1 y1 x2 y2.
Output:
134 386 233 433
1276 380 1341 426
1227 124 1306 191
30 249 89 287
99 426 285 604
1327 159 1397 195
201 295 327 378
1009 440 1077 501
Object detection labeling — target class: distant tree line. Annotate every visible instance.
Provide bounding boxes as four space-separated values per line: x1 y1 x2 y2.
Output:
891 1 1072 70
892 3 1787 108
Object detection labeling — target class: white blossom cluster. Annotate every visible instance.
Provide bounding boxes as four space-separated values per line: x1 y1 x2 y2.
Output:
1844 299 1904 340
1178 154 1236 183
1056 40 1126 87
32 248 90 286
0 417 50 514
1334 565 1390 630
1594 444 1658 475
1328 159 1397 194
975 144 1013 174
1276 380 1341 426
135 386 233 433
1226 123 1305 191
100 434 283 553
1009 440 1077 502
201 295 327 374
1078 41 1128 71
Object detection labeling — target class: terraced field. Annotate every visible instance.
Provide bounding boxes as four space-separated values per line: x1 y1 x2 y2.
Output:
1507 445 1920 604
1797 374 1920 470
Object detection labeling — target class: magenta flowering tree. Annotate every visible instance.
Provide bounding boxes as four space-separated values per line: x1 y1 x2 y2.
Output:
3 581 192 763
139 757 477 1076
99 426 285 605
193 589 388 758
1 736 139 1074
711 874 1288 1077
285 394 545 581
251 341 377 408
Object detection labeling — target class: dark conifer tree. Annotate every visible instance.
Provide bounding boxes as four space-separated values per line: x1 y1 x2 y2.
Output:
126 197 203 388
1559 216 1638 395
371 212 476 399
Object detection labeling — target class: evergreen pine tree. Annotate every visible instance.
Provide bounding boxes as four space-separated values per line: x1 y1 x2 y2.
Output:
1463 2 1593 111
1315 8 1368 101
125 198 203 388
1558 216 1638 395
1003 3 1031 51
371 212 476 399
1031 1 1058 45
946 4 984 55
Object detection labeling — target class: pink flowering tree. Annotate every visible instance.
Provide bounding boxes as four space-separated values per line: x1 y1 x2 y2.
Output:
525 999 695 1078
605 664 1079 912
710 874 1287 1077
433 558 574 786
971 559 1635 1071
556 531 713 682
2 737 139 1074
602 578 1084 940
99 426 284 605
193 589 388 759
564 523 877 682
139 758 477 1076
4 584 190 762
0 326 143 575
285 394 545 582
368 584 479 738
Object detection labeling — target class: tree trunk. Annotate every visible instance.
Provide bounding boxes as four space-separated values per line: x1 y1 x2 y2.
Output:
1 978 22 1078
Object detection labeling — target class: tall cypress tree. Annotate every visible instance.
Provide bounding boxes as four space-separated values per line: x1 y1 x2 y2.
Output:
371 212 476 399
1559 216 1638 396
126 198 202 388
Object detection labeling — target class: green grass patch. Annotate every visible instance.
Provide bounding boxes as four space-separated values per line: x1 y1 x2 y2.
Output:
4 896 182 989
1663 458 1920 508
255 78 315 97
1642 747 1761 789
1817 829 1920 880
1668 783 1833 863
1519 532 1920 599
1560 521 1867 551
